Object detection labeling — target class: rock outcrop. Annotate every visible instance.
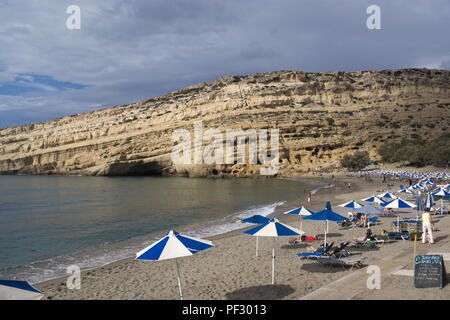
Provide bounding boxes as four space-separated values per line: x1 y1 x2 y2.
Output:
0 68 449 177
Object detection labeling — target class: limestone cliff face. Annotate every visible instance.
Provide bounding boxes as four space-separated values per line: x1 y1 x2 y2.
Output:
0 68 449 177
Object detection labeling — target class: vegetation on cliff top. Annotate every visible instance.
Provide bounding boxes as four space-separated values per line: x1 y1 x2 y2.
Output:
377 134 450 167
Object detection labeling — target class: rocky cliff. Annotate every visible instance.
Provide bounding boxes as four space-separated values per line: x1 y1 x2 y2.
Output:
0 68 449 177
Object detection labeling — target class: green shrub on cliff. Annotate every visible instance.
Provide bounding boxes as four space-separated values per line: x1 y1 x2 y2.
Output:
340 151 370 171
377 134 449 167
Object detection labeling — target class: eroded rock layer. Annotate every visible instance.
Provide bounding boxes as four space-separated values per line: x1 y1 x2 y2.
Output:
0 68 449 177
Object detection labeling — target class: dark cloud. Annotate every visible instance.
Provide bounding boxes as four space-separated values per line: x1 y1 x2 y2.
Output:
0 0 449 127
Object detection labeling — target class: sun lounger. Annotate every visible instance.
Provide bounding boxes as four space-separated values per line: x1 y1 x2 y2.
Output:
352 239 377 248
329 242 351 258
385 231 421 241
367 216 378 227
339 217 359 229
316 256 366 269
296 242 334 259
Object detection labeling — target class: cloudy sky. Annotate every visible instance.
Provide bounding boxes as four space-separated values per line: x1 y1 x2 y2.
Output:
0 0 449 128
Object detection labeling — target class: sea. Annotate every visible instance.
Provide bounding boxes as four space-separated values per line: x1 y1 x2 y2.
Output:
0 175 324 284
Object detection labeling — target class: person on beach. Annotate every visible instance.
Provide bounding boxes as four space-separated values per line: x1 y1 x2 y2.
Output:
347 182 351 190
307 192 312 205
430 203 436 215
354 228 375 242
422 209 434 244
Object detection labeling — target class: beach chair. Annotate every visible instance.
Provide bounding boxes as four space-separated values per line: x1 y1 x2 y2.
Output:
296 242 334 259
339 217 358 229
385 231 420 241
316 256 366 269
367 216 378 227
373 234 390 245
329 241 351 258
352 238 377 249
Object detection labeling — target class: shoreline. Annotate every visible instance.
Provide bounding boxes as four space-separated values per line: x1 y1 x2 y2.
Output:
32 173 449 300
32 176 333 288
34 174 360 297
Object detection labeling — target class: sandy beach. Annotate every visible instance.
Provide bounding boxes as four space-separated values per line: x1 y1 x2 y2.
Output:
35 174 450 300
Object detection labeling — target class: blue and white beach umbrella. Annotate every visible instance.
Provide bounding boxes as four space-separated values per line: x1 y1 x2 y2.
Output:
0 280 43 300
283 206 315 216
136 230 214 300
351 204 388 216
240 215 270 224
304 208 347 247
377 192 398 199
243 218 303 284
381 198 416 209
414 196 425 220
424 192 434 209
240 215 270 257
432 189 450 212
338 200 363 209
432 189 450 197
361 195 385 205
283 206 315 231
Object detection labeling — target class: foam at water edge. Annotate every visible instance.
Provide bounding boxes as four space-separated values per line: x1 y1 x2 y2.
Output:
188 201 286 239
3 184 329 284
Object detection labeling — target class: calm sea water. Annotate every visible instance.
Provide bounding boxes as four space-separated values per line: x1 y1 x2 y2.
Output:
0 175 318 283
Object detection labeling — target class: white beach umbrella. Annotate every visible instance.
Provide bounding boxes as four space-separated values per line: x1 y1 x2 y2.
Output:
135 230 214 300
377 192 398 200
361 195 385 205
0 280 43 300
381 198 416 209
243 218 303 284
338 200 363 208
283 206 315 231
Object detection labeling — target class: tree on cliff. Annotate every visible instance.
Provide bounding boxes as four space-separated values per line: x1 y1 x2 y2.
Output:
340 151 371 171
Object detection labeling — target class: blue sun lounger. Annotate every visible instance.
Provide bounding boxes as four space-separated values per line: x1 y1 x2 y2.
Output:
296 242 334 259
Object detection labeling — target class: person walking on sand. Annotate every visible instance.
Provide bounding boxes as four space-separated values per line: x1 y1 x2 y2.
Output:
307 192 312 205
422 209 434 244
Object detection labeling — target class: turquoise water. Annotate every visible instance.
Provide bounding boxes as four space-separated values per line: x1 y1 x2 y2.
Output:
0 176 316 283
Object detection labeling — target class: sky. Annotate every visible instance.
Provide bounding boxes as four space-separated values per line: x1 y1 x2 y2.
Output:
0 0 449 128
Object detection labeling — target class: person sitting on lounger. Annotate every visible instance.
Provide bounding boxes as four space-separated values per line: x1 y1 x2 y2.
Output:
360 213 368 227
290 234 320 244
354 228 375 242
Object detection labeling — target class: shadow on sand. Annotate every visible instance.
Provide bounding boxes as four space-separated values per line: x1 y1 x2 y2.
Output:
225 284 295 300
316 233 343 238
280 243 309 250
300 262 348 274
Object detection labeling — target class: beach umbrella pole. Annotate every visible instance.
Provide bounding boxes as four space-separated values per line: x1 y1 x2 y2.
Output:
256 236 259 257
175 258 183 300
272 238 275 285
324 220 327 247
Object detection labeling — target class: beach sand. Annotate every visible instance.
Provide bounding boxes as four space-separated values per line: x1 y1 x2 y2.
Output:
35 175 450 300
